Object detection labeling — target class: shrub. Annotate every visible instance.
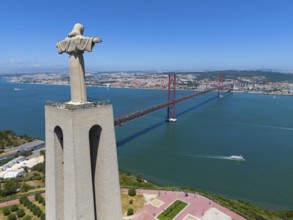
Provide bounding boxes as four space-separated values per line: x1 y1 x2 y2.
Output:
35 192 45 204
127 208 134 216
129 199 133 204
1 179 20 196
23 199 31 207
17 209 25 218
41 213 45 220
21 183 32 192
19 196 26 204
32 206 39 215
23 216 32 220
28 203 35 211
8 214 17 220
31 162 45 174
136 174 143 182
3 207 10 216
10 204 18 212
38 197 44 204
35 192 41 200
36 209 43 217
128 188 136 196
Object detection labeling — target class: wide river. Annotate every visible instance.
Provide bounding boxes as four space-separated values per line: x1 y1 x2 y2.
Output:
0 78 292 210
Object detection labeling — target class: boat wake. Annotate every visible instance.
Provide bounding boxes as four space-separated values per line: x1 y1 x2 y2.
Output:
262 125 293 131
180 154 245 161
180 153 230 160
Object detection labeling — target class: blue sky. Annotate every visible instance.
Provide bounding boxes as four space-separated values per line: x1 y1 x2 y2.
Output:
1 0 293 72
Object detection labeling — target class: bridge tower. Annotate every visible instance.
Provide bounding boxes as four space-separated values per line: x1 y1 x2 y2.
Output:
218 73 225 97
167 74 177 122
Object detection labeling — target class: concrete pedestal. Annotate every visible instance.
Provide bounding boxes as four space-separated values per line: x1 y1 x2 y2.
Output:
45 103 122 220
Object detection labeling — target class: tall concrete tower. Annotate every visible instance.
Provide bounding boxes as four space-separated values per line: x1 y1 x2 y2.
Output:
45 23 122 220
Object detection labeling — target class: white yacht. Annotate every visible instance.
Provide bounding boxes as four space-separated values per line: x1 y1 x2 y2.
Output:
228 155 245 161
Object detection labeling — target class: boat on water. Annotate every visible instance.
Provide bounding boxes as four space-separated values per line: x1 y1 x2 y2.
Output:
168 118 177 122
228 155 245 161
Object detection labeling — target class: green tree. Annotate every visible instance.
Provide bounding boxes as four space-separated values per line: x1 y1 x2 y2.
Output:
35 192 42 201
136 174 143 182
3 207 10 216
10 204 18 212
31 162 45 174
19 196 29 205
31 206 39 214
8 214 17 220
1 179 20 196
17 209 25 218
21 183 32 192
128 188 136 197
36 209 43 217
28 203 35 211
127 208 134 216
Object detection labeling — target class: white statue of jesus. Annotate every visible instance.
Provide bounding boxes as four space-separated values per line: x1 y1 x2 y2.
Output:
56 23 102 104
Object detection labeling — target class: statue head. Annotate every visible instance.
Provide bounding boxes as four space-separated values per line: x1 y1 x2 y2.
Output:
68 23 84 38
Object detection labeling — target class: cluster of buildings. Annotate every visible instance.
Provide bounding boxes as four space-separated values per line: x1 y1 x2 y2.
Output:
233 80 293 95
5 72 293 95
0 156 25 172
0 155 44 179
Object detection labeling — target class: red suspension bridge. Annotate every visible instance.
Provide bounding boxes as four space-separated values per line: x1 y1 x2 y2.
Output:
114 74 233 126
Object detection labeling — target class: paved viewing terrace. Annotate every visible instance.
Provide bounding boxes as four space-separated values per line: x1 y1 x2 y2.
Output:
122 189 246 220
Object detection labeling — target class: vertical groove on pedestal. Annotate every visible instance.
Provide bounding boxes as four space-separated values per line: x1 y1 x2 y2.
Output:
54 126 64 220
89 125 102 220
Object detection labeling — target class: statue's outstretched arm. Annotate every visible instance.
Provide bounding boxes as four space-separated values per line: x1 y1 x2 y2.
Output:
93 37 102 43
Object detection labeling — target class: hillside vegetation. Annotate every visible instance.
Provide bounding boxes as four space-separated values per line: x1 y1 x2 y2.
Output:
0 129 34 149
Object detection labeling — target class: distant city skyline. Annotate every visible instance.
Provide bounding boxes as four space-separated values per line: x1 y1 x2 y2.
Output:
1 0 293 72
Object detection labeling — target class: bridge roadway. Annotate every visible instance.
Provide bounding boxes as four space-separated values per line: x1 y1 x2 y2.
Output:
114 83 233 126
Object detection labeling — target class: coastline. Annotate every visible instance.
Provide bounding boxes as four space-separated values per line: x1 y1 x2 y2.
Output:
7 79 293 97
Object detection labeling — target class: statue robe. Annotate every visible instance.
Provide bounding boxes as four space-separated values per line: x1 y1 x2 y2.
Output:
56 37 95 104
